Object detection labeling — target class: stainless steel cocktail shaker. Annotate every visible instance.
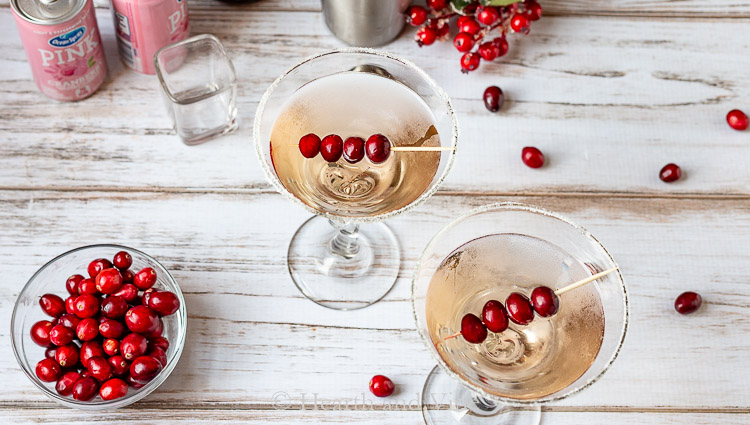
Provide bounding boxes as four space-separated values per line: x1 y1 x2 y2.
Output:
321 0 411 47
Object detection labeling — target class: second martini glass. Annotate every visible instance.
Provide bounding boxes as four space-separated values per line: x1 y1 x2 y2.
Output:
254 49 458 310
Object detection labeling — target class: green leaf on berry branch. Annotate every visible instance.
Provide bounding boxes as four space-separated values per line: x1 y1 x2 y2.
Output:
450 0 475 13
484 0 521 6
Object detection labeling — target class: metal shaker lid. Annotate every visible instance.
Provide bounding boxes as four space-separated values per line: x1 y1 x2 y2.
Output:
11 0 86 25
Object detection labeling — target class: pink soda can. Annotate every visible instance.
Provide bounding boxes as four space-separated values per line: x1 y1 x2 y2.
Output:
110 0 190 74
10 0 108 101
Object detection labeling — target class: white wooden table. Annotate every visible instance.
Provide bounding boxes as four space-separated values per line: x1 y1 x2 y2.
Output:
2 1 750 423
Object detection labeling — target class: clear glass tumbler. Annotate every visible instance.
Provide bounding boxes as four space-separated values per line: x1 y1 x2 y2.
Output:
154 34 238 145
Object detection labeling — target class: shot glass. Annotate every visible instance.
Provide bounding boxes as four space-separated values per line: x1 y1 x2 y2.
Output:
154 34 238 145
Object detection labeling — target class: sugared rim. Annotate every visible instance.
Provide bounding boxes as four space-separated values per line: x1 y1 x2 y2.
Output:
10 244 187 410
411 202 629 406
253 47 459 224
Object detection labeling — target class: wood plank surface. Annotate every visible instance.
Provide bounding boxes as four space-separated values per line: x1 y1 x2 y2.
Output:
1 9 749 195
1 191 749 410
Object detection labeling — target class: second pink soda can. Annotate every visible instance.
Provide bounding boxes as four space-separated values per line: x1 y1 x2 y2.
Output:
110 0 190 74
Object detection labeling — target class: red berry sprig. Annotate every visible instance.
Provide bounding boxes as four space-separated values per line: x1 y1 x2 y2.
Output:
30 250 180 402
406 0 543 73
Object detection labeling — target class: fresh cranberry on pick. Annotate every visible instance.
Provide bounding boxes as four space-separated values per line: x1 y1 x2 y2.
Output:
506 293 535 325
320 134 344 162
343 136 366 164
369 375 395 397
366 134 391 164
530 286 560 317
298 133 321 158
35 358 62 382
481 300 509 333
675 291 702 314
460 313 488 344
416 26 437 47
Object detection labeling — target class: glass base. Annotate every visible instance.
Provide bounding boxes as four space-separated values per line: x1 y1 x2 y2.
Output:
287 215 400 310
179 115 238 146
421 366 541 425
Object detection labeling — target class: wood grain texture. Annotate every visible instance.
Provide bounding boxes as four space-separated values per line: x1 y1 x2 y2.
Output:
1 191 749 411
1 10 750 195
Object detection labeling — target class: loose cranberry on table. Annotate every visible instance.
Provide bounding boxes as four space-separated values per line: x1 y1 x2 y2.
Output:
369 375 395 398
483 86 504 113
113 250 133 271
30 320 54 347
96 268 123 294
506 292 535 325
55 371 81 396
659 163 682 183
530 286 560 317
343 136 366 164
39 294 66 318
521 146 545 169
675 291 702 314
100 378 129 401
460 313 488 344
726 109 748 131
298 133 321 159
481 300 509 333
72 377 99 401
35 358 62 382
133 267 158 290
320 134 344 162
87 258 113 279
365 134 391 164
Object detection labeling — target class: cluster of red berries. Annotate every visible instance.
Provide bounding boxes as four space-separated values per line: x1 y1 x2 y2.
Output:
458 286 559 344
31 251 180 402
406 0 542 73
298 133 392 164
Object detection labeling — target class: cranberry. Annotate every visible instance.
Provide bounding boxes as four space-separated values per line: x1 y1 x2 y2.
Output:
460 313 488 344
506 293 535 325
483 86 505 113
130 356 163 383
522 146 545 168
458 16 481 35
453 32 475 53
481 300 509 333
55 343 79 368
30 320 54 347
406 5 428 26
77 278 97 295
76 318 99 341
675 291 702 314
126 306 160 334
343 136 366 163
66 274 84 295
369 375 395 397
148 291 180 316
530 286 560 317
121 269 135 283
40 294 66 318
142 288 157 306
125 374 146 389
103 338 121 356
80 340 105 367
113 283 138 303
101 296 128 319
416 26 437 47
99 318 125 339
35 358 62 382
144 317 164 339
493 37 509 58
72 377 99 401
121 333 149 360
478 42 498 61
45 347 57 360
96 268 123 294
55 371 80 396
88 258 113 279
365 134 391 163
460 52 481 73
148 346 168 368
57 313 81 329
320 134 344 162
659 163 682 183
426 0 447 10
65 296 77 314
49 324 75 346
100 378 128 401
477 6 499 25
511 14 531 34
74 294 100 318
298 133 321 158
88 356 114 382
525 1 543 21
431 20 449 38
113 251 133 270
108 356 130 376
149 336 169 352
133 267 157 290
727 109 748 131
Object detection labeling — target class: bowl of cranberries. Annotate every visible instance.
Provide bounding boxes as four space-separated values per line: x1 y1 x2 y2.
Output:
10 245 187 409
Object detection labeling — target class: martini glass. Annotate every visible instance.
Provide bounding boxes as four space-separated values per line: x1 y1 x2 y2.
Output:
412 203 628 424
255 49 458 310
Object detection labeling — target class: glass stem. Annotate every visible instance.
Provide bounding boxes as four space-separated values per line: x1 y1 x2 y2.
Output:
328 220 361 259
471 394 499 413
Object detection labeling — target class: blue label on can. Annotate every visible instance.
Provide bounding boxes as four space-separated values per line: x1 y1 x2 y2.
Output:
48 26 86 47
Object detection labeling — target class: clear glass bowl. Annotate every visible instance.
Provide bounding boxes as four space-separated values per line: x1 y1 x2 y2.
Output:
10 244 187 410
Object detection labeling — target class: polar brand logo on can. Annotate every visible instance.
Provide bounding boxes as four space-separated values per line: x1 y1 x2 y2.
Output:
48 27 86 48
